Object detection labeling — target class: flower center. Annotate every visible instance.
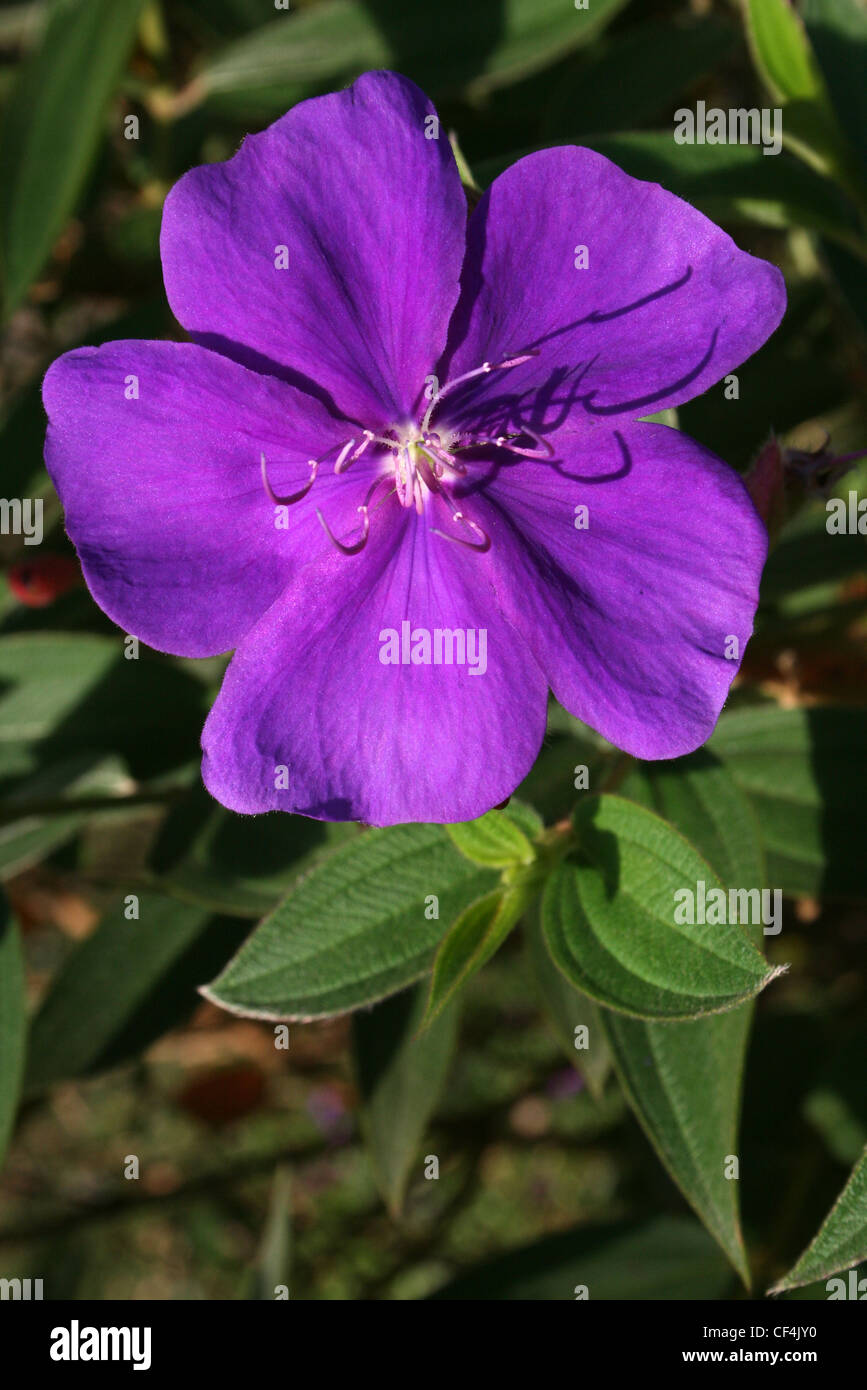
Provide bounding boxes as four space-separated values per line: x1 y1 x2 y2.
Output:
260 349 552 557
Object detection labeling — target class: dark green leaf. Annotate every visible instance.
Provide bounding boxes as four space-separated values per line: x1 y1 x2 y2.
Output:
599 1008 753 1286
543 17 737 139
0 752 129 879
607 754 761 1282
804 0 867 181
193 0 628 119
0 0 147 315
353 984 458 1215
429 1216 734 1300
0 633 206 785
709 705 867 900
620 750 766 892
0 891 25 1172
148 784 359 917
770 1146 867 1293
526 910 611 1100
25 892 248 1091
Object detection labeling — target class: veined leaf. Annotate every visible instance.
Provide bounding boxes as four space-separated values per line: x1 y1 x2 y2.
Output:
620 750 766 893
422 888 525 1030
605 754 762 1284
541 796 781 1021
446 802 538 868
600 1008 753 1286
204 824 498 1020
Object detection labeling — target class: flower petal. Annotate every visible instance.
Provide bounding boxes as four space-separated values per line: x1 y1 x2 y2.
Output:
441 146 785 431
161 71 467 426
464 419 768 759
201 498 548 824
42 340 364 657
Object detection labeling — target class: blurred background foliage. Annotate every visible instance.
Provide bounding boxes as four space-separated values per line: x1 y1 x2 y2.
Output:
0 0 865 1300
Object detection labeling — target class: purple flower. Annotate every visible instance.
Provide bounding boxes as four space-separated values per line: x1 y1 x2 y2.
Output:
42 72 785 826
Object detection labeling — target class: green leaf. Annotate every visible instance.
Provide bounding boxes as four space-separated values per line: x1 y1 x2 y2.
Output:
429 1216 735 1300
541 796 781 1021
709 705 867 900
244 1167 293 1301
0 752 130 880
526 910 611 1100
446 802 537 868
0 0 147 316
543 16 737 139
191 0 628 119
422 889 525 1030
353 984 458 1216
744 0 834 105
769 1146 867 1293
25 893 248 1092
620 750 766 894
804 0 867 182
0 891 25 1172
742 0 867 209
203 824 498 1021
607 755 761 1283
0 633 206 785
599 1008 753 1286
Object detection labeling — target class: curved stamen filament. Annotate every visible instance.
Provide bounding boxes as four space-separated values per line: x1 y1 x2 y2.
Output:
421 349 539 434
261 452 318 506
317 505 369 556
431 505 491 554
333 438 358 473
316 475 393 556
